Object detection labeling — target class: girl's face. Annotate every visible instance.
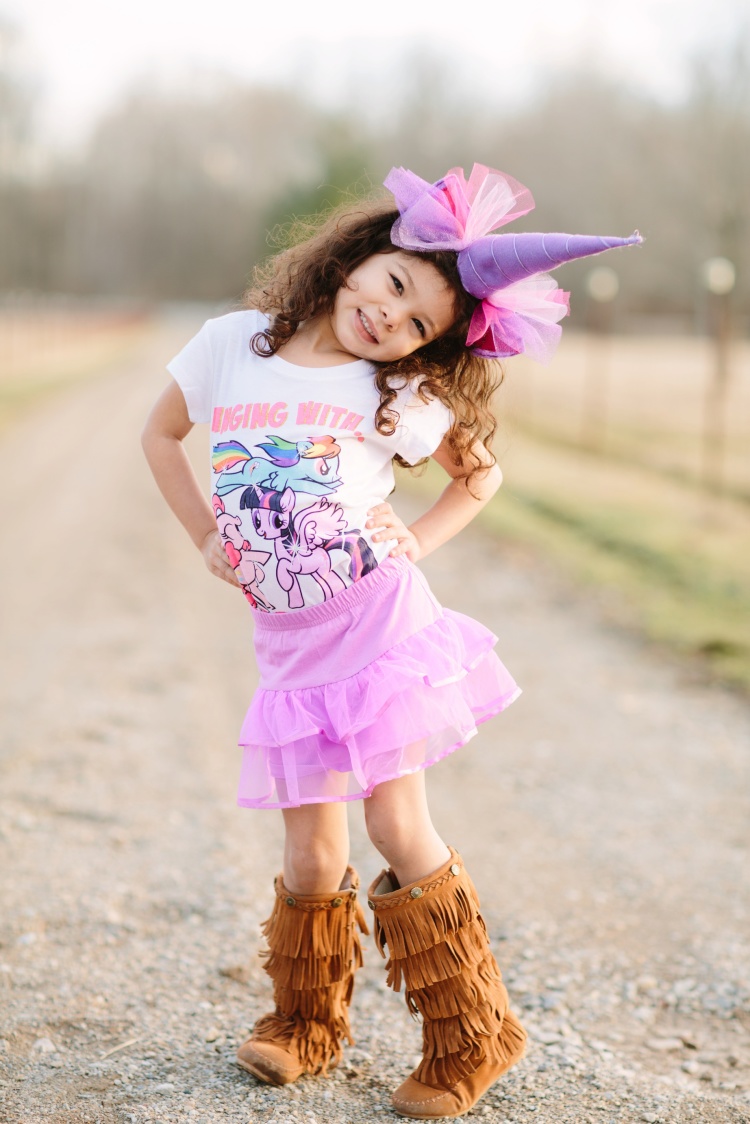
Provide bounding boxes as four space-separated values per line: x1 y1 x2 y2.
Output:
330 251 457 363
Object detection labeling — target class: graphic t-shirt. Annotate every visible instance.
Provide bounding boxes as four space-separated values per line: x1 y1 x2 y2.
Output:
168 310 451 613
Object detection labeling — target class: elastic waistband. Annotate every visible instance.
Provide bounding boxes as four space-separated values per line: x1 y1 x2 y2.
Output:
250 555 411 632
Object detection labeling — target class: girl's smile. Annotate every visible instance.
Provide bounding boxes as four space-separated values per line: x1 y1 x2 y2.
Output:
355 308 379 344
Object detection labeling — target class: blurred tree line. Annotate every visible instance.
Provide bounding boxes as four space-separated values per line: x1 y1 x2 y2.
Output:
1 25 748 326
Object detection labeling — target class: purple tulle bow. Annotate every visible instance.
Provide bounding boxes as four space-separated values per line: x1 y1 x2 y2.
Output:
384 164 642 363
384 164 535 252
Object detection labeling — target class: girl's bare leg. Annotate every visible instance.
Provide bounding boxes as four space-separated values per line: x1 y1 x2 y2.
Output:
281 801 350 894
364 769 451 886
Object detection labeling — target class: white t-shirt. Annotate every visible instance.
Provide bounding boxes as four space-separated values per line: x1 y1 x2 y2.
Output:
168 310 451 613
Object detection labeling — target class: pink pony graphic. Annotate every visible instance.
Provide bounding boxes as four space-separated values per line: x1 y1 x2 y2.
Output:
241 484 376 610
212 494 275 611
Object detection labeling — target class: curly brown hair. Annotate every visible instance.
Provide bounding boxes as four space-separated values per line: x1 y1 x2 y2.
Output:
244 198 502 484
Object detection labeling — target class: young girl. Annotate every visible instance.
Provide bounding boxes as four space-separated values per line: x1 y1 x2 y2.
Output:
142 164 640 1119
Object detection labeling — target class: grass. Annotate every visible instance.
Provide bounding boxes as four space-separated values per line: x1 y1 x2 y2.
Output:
403 456 750 692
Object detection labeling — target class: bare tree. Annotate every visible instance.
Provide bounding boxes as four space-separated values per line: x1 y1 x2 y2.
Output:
683 36 750 304
1 38 748 318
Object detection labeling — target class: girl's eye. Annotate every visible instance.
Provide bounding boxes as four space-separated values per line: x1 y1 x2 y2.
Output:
413 319 426 337
390 274 404 295
318 460 330 476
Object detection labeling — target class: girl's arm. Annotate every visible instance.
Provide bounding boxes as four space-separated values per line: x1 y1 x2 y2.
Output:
366 438 502 562
141 381 240 586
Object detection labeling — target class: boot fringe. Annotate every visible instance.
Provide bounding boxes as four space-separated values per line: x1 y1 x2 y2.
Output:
262 886 368 963
354 899 370 938
263 898 355 959
420 999 507 1057
405 953 503 1019
384 919 488 992
415 1005 527 1088
251 1011 351 1076
373 879 478 958
275 978 354 1023
263 950 351 989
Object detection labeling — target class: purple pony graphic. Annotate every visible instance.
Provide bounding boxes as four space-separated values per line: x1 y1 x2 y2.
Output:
241 484 376 609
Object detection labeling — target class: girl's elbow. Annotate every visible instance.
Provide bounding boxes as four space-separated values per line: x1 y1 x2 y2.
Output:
141 414 169 462
141 418 157 456
480 462 503 497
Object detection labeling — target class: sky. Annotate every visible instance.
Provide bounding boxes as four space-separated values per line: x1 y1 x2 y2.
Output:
2 0 744 147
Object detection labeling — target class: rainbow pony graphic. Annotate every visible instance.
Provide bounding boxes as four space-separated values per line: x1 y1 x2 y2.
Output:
212 435 342 498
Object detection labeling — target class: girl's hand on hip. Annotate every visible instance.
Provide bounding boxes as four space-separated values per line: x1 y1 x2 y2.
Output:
201 530 241 587
366 502 421 562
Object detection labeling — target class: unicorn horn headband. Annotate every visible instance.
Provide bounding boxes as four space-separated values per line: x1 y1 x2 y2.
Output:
384 164 642 363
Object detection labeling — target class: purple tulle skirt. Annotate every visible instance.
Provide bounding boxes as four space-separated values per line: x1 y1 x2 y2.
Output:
237 556 520 809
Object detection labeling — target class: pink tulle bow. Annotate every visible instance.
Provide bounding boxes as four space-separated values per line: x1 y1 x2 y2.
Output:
384 164 535 252
466 276 571 364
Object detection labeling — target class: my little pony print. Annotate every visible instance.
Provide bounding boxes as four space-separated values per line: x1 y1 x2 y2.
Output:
210 433 376 611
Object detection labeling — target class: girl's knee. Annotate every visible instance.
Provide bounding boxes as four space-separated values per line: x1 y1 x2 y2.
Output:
364 793 414 856
282 803 349 893
284 835 348 894
365 775 449 882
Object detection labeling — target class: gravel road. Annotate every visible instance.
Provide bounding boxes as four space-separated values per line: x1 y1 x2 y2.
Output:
1 316 749 1124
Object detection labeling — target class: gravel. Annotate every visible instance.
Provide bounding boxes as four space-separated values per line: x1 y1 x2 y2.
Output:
1 319 749 1123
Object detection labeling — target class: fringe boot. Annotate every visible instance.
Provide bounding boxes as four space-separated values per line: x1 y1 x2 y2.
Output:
367 846 526 1119
236 866 369 1086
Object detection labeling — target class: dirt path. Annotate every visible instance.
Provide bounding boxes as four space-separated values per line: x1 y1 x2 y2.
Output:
1 317 749 1124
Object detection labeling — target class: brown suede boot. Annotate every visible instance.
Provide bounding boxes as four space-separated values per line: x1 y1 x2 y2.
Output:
236 867 368 1086
367 847 526 1119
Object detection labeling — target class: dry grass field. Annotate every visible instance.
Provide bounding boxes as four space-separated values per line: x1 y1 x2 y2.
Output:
504 332 750 497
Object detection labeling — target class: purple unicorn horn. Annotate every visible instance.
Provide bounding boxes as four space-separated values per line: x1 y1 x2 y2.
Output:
458 232 643 299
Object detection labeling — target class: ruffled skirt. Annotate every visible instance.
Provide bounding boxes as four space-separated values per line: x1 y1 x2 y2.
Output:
237 556 520 809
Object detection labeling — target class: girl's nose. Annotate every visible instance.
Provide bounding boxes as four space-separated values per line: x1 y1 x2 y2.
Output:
380 303 400 331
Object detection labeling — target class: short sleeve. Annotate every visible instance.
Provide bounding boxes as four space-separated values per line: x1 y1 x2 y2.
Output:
166 321 214 424
394 393 453 464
